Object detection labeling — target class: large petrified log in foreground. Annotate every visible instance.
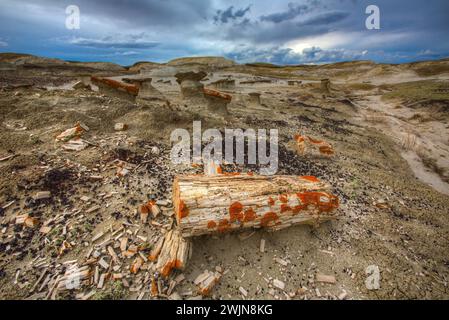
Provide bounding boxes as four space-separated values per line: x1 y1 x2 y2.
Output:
173 175 339 238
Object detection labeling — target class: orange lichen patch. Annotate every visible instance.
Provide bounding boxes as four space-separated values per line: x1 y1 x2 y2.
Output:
140 200 157 216
151 277 158 297
130 257 143 274
174 259 184 270
319 145 335 155
243 208 257 222
207 220 217 229
229 202 244 222
216 166 223 174
260 212 279 227
217 219 230 233
161 260 179 278
294 134 305 142
268 197 275 206
91 76 139 95
280 204 292 213
178 200 189 219
140 204 150 214
161 261 176 278
222 172 241 176
203 88 232 101
247 171 254 176
279 194 288 203
296 192 339 213
307 136 324 144
300 176 320 182
123 245 138 258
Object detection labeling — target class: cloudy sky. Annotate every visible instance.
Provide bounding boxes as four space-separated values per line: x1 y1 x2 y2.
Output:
0 0 448 65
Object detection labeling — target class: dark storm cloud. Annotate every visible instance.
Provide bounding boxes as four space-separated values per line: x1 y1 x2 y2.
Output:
225 45 366 65
13 0 214 27
214 5 251 24
220 10 349 44
0 0 448 65
298 11 350 26
260 2 310 23
69 35 159 49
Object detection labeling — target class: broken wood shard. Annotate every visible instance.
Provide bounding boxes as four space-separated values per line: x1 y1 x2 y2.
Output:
294 135 335 157
173 175 339 237
155 229 192 278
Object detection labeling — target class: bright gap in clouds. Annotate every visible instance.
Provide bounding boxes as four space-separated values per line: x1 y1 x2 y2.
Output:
285 32 354 53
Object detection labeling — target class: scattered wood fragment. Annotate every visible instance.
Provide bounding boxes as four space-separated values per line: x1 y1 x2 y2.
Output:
315 273 336 284
195 270 222 296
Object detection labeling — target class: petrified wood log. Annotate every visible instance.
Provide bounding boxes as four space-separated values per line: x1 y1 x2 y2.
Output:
203 88 231 117
122 77 164 101
91 76 138 101
173 175 339 238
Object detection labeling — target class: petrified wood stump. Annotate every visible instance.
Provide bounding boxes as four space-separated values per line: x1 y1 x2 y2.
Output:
203 88 231 117
175 71 207 102
173 175 339 238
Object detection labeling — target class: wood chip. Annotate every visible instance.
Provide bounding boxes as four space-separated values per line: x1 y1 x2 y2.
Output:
260 239 265 253
315 273 336 284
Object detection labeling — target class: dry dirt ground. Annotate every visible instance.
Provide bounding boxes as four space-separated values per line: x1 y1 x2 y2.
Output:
0 53 449 300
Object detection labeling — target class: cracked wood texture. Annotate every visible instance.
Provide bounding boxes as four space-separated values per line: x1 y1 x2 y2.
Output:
173 175 339 237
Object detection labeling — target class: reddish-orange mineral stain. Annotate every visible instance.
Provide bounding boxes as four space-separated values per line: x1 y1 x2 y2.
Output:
260 212 279 227
217 219 230 233
268 197 275 206
294 134 305 142
178 200 189 219
296 192 339 212
307 136 324 144
207 221 217 229
243 208 257 222
229 202 244 222
319 145 334 155
300 176 320 182
140 204 149 214
279 195 288 203
280 204 291 213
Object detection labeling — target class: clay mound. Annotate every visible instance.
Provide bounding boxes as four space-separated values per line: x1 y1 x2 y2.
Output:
407 59 449 77
0 53 126 72
167 56 236 68
408 99 449 121
0 53 34 62
70 61 126 72
128 61 161 73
